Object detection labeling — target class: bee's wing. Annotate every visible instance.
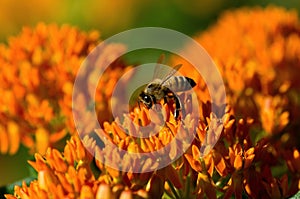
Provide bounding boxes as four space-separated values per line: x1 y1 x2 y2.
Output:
153 54 182 85
159 64 182 85
152 54 166 80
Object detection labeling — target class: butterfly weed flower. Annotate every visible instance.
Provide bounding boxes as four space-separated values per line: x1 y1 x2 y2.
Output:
4 135 148 199
5 135 93 199
92 97 199 198
172 6 300 198
0 23 131 155
5 6 300 199
5 99 197 199
173 6 300 138
0 23 99 154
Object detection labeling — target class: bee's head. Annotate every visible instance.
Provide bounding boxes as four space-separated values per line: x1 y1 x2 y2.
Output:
139 92 153 109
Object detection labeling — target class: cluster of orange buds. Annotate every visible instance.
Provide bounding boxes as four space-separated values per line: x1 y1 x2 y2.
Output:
4 135 150 199
173 6 300 139
92 95 199 198
171 6 300 198
0 23 98 154
0 23 133 155
3 5 300 199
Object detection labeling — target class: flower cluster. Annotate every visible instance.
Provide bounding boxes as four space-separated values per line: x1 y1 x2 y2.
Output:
171 6 300 198
175 6 300 137
4 6 300 199
5 135 152 199
0 23 130 154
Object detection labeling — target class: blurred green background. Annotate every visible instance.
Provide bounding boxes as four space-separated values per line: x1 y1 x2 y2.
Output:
0 0 299 42
0 0 299 194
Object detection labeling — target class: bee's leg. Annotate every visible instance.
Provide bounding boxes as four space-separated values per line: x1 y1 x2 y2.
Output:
137 101 143 126
151 96 158 111
180 95 186 118
174 96 181 120
153 96 157 104
164 96 168 104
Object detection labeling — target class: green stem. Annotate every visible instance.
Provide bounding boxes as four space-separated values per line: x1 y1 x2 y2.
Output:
199 157 207 174
185 174 191 199
167 179 180 199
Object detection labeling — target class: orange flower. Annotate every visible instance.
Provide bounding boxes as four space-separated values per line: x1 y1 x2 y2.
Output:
5 136 94 199
5 135 151 199
256 95 290 134
173 6 300 139
172 8 300 197
0 23 132 154
0 23 99 154
92 96 198 193
5 6 300 199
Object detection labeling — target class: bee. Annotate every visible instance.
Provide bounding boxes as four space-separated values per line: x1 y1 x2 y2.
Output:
138 56 196 120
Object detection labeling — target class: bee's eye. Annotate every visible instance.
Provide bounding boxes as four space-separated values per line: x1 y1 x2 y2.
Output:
143 95 152 103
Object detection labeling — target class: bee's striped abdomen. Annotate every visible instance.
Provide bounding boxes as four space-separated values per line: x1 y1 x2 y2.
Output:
165 76 196 92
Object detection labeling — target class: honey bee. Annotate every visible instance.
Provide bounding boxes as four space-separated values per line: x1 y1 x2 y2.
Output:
138 56 196 120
